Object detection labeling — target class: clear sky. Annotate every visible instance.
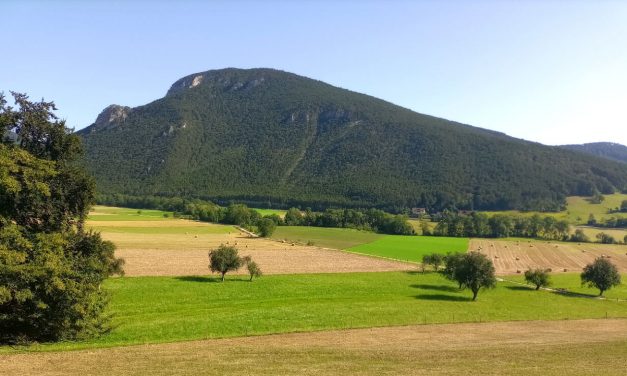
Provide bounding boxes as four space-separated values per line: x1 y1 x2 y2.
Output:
2 0 627 145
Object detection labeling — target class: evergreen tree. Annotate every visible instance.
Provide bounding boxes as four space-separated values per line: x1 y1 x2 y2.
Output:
0 93 123 344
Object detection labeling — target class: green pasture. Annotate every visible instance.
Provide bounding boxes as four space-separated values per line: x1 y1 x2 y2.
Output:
254 208 287 217
575 226 627 242
271 226 383 249
483 193 627 225
507 272 627 300
347 236 469 263
566 194 627 224
6 272 625 353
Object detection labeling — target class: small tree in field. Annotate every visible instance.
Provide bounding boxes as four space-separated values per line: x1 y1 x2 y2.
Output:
581 258 621 296
454 252 497 301
524 268 551 290
422 253 443 271
257 217 276 237
242 255 262 281
209 244 243 281
247 261 262 281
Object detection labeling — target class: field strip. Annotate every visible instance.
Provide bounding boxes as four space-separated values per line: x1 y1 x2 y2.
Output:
497 277 627 302
112 238 416 276
470 238 627 274
2 319 626 375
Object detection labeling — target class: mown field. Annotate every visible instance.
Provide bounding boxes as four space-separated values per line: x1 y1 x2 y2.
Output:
3 320 627 376
271 226 383 249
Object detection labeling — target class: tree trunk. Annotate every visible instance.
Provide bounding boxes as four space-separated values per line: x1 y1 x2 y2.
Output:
472 289 479 301
221 272 226 282
599 289 604 297
250 274 253 282
535 285 540 290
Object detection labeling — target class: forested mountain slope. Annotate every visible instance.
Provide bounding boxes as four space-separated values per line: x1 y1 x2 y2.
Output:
561 142 627 164
78 68 627 211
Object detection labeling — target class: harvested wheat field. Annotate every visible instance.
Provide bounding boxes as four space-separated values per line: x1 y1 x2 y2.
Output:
3 319 626 376
89 221 415 276
470 239 627 275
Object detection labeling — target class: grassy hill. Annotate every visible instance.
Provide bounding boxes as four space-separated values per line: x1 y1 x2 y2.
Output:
79 68 627 212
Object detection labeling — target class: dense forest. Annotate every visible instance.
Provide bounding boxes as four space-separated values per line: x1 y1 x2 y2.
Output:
561 142 627 164
79 68 627 212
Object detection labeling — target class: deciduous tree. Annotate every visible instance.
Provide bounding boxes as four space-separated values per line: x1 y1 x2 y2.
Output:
581 258 621 296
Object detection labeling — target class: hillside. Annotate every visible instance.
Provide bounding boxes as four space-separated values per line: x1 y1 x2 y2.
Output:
78 68 627 211
561 142 627 164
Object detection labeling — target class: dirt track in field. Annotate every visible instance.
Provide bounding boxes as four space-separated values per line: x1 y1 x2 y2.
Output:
2 319 626 376
470 239 627 275
95 223 415 276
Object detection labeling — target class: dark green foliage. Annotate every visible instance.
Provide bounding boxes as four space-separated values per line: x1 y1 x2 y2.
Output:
569 229 590 243
257 217 277 237
595 233 617 244
280 207 414 235
78 68 627 212
580 258 621 296
621 200 627 212
208 244 244 282
524 269 551 290
422 253 444 271
0 93 123 344
434 211 570 240
284 207 304 226
442 253 465 289
447 252 496 301
246 260 262 282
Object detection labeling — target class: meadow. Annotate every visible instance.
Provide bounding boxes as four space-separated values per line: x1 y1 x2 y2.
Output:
507 272 627 300
4 272 626 353
347 236 468 263
484 193 627 225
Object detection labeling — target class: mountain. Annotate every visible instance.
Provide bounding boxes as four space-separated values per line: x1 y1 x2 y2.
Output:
560 142 627 164
78 68 627 211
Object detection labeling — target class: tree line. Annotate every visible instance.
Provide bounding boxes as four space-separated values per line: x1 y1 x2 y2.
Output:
98 193 415 236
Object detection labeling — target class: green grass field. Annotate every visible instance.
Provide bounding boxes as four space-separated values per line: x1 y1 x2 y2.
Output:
271 226 383 249
5 272 625 353
253 208 287 217
575 226 627 242
484 193 627 225
347 236 469 263
507 273 627 300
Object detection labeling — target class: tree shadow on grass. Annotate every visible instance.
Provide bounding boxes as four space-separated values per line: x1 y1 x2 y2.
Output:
415 294 472 302
174 276 250 283
505 285 533 291
411 284 460 293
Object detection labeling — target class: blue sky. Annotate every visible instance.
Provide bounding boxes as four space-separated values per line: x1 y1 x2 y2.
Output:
2 0 627 145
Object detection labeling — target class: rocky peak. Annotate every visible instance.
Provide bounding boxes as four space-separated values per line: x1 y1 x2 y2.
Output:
166 68 271 96
90 105 131 132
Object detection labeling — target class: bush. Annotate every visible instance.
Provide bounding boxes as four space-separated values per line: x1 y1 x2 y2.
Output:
524 269 551 290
